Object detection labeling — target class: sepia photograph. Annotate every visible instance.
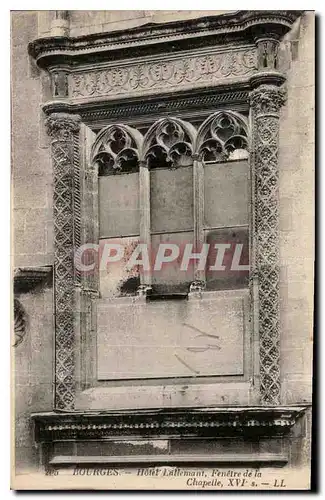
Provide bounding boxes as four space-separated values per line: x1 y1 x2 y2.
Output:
11 8 315 490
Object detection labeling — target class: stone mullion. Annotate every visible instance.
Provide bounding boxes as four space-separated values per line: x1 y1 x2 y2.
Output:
250 83 286 406
46 112 81 410
138 160 152 295
191 155 206 291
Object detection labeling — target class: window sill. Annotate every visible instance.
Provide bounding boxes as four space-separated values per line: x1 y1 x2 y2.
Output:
32 406 307 442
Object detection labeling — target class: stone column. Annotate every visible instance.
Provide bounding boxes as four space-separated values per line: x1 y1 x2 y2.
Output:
250 74 286 405
51 11 69 37
46 112 81 410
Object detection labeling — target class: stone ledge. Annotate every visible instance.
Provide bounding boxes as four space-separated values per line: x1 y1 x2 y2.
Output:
14 266 53 293
49 453 288 467
32 406 307 442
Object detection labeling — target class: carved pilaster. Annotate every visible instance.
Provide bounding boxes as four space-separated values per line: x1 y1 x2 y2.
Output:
250 83 286 406
46 112 81 410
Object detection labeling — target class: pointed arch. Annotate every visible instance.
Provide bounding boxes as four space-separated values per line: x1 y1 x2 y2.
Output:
195 111 249 163
141 117 197 169
91 124 143 175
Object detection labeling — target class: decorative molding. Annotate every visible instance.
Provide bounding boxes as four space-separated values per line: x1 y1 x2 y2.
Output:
33 406 307 441
45 112 81 411
69 48 257 101
28 11 301 69
249 82 286 405
42 89 251 125
14 266 52 293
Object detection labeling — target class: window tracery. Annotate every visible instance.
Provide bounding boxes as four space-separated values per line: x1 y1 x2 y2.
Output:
92 124 143 175
196 111 249 163
142 118 196 169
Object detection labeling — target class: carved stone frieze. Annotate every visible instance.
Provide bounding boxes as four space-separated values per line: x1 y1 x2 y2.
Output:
45 112 81 410
250 82 286 406
33 406 306 441
70 48 257 100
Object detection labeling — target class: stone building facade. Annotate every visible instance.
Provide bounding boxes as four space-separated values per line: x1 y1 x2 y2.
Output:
12 10 314 487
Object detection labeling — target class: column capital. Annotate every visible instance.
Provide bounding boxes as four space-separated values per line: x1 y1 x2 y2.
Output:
45 113 81 140
250 84 287 116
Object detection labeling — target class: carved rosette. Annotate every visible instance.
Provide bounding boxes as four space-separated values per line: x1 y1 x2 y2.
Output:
250 84 286 405
46 113 81 410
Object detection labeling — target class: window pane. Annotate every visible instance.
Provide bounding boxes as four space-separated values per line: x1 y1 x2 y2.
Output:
204 160 248 228
99 236 140 298
150 166 193 233
151 231 194 294
99 172 139 238
205 227 249 290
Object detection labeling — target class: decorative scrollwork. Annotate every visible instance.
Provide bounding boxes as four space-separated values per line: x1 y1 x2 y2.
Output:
196 111 249 163
92 124 142 175
13 298 28 347
69 48 257 100
142 118 196 169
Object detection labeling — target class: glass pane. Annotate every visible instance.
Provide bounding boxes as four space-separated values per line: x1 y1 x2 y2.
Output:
204 160 248 228
99 236 140 298
205 227 249 290
151 231 194 294
99 172 139 238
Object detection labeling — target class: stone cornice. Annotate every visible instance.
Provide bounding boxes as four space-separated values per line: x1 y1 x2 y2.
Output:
28 11 302 69
32 406 307 441
14 266 53 294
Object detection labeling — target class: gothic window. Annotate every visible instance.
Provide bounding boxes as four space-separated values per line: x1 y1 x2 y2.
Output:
196 111 250 290
92 124 142 297
142 118 196 294
92 111 249 297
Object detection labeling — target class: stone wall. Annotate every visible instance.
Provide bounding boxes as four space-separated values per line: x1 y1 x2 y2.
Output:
37 10 231 37
12 11 53 472
278 12 314 405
